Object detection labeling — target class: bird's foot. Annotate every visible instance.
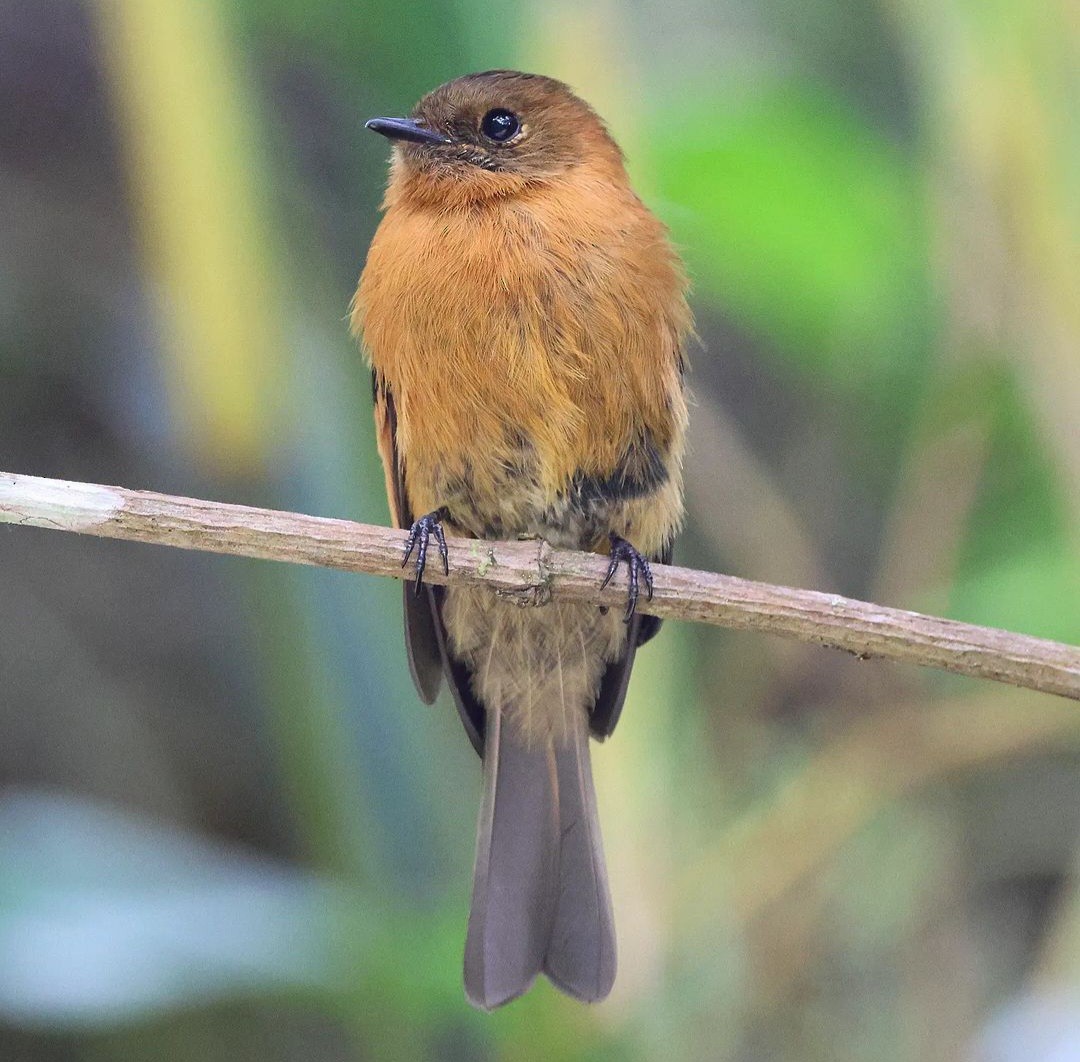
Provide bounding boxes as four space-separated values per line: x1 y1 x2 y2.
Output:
600 533 654 622
402 507 450 595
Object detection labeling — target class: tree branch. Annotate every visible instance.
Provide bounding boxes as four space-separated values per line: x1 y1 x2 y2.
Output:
2 471 1078 701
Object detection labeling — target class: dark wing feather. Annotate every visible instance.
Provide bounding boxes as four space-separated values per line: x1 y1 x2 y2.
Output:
588 539 673 739
373 373 443 704
431 587 487 756
403 587 443 705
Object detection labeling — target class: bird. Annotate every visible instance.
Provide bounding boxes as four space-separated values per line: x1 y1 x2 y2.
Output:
351 70 690 1010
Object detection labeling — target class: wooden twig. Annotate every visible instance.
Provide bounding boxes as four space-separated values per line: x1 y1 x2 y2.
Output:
2 471 1078 701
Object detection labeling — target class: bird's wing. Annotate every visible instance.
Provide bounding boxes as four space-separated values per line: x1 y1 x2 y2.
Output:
430 590 487 755
373 372 490 753
373 372 443 705
588 539 672 739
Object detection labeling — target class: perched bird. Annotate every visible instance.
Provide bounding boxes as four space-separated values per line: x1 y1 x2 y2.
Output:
352 70 690 1010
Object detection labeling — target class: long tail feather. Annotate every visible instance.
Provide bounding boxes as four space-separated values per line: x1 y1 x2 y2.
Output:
464 705 559 1009
544 722 617 1001
463 707 616 1010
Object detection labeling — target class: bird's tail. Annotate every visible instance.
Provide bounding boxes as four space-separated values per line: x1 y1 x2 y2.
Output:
463 704 617 1010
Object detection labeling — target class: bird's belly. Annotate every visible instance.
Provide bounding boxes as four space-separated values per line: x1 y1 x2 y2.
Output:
430 443 620 550
441 587 628 740
365 212 679 543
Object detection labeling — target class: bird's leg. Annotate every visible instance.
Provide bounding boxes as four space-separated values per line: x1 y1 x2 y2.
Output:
402 507 451 595
600 533 654 622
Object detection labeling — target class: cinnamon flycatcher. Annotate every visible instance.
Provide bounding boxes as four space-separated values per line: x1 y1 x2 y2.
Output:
352 70 690 1009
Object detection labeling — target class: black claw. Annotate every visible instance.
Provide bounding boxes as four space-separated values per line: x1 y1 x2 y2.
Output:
402 508 450 595
600 533 654 622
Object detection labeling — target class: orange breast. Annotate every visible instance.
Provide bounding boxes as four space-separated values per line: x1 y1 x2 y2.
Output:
354 166 689 525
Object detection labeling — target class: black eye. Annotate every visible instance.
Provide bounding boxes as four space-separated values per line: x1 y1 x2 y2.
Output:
480 108 520 143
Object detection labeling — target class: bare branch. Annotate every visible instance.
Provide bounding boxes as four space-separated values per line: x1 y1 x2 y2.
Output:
2 471 1078 701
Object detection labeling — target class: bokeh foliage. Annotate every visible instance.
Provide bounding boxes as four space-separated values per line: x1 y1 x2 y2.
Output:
0 0 1077 1059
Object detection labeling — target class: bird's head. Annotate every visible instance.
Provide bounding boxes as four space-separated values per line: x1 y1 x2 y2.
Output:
367 70 625 205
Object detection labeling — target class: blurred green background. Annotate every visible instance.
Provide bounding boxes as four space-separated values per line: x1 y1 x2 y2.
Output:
1 1 1078 1059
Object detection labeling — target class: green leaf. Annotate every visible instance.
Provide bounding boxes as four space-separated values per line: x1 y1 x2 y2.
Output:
649 80 931 387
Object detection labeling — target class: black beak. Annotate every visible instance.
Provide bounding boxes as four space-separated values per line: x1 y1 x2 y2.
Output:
365 117 450 146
